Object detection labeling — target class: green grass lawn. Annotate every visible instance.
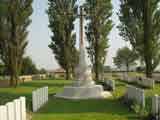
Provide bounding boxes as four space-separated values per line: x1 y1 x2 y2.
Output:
0 79 159 120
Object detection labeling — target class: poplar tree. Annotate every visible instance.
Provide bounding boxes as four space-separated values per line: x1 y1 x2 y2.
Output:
47 0 78 80
119 0 160 77
0 0 33 86
85 0 112 80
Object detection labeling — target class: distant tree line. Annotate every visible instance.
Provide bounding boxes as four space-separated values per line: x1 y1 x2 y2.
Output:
21 57 47 75
0 56 46 76
113 47 137 72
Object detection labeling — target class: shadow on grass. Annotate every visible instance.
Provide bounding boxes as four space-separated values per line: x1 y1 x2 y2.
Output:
145 96 152 112
116 81 126 87
0 92 33 110
119 80 152 89
0 80 71 110
22 81 71 88
37 97 137 119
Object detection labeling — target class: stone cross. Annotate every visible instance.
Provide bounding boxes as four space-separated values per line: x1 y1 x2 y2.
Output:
79 6 84 49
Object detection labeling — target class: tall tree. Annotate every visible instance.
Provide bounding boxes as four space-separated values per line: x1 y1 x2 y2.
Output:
0 0 8 54
47 0 78 80
0 0 33 86
85 0 112 80
119 0 160 78
21 57 38 75
113 47 137 72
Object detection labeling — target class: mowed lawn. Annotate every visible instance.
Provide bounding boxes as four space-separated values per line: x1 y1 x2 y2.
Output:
1 79 160 120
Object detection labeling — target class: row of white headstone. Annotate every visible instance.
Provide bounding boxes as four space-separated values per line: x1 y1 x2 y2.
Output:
32 86 48 112
0 97 26 120
126 85 145 108
122 74 155 88
137 78 155 88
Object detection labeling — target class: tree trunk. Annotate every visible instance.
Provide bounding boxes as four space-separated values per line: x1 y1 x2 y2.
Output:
143 0 152 78
145 57 152 78
126 62 129 73
10 76 15 86
95 55 99 81
95 39 99 81
94 21 100 81
10 75 18 87
15 73 19 87
65 67 70 80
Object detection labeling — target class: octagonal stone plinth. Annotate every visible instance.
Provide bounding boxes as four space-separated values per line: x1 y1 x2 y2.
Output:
55 85 111 99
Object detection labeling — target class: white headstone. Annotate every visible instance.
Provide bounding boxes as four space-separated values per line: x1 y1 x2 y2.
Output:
44 87 46 102
42 87 45 104
0 106 7 120
14 99 21 120
6 102 15 120
36 89 40 110
20 97 26 120
126 85 145 108
46 87 48 102
32 91 37 112
39 88 42 107
32 86 49 112
152 94 159 114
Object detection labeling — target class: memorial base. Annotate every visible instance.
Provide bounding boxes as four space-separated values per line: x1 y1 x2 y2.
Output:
55 85 111 99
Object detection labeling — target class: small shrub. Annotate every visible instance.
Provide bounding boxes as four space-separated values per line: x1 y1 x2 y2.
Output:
145 112 160 120
96 81 114 91
144 113 156 120
131 101 147 119
119 96 134 110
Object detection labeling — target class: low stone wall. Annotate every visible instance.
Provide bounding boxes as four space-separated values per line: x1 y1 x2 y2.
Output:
32 74 47 80
1 75 32 86
0 80 10 87
126 85 145 107
19 75 32 83
105 80 115 91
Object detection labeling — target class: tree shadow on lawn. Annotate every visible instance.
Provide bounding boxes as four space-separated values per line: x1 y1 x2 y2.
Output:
145 96 152 112
0 92 33 110
22 81 71 88
37 97 137 119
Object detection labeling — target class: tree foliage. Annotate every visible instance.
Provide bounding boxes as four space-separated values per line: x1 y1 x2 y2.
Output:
47 0 78 80
113 47 137 72
38 68 47 74
21 57 38 75
0 0 33 86
85 0 112 80
118 0 160 77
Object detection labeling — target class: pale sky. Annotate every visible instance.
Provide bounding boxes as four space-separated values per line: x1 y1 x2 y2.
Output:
26 0 128 70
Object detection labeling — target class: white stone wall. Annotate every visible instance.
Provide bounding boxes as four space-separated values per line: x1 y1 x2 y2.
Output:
105 80 115 90
32 86 48 112
126 85 145 107
0 97 26 120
